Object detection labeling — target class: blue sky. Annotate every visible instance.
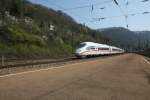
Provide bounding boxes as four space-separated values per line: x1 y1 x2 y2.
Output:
30 0 150 31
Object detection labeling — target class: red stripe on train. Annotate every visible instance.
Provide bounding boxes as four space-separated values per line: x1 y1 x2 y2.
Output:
81 50 112 55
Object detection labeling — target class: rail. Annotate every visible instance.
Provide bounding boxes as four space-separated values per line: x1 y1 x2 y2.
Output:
0 54 124 70
0 57 77 69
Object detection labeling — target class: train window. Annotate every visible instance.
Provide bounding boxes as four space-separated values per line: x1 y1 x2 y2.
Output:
112 49 120 51
112 49 117 51
98 48 109 50
86 46 95 50
91 47 95 50
77 43 86 48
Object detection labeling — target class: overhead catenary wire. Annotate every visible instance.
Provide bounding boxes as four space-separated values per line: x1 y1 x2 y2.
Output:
47 0 148 20
62 0 149 11
92 11 150 21
113 0 127 16
113 0 129 28
63 0 113 11
46 0 118 24
40 0 149 29
47 0 91 24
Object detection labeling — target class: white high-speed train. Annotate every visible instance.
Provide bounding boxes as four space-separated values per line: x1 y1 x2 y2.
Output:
75 42 124 58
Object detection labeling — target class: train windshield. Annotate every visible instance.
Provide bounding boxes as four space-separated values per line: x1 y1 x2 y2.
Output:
77 43 86 49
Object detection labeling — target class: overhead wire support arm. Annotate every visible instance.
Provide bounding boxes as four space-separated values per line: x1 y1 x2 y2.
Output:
113 0 119 5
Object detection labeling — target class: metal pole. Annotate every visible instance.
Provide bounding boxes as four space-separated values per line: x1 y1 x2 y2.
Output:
72 32 74 54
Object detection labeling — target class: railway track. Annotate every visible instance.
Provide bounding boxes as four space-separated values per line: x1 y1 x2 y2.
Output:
0 54 125 69
0 57 78 69
0 54 124 76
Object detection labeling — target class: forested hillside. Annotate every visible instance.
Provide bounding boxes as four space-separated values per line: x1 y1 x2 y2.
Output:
0 0 110 58
98 27 150 51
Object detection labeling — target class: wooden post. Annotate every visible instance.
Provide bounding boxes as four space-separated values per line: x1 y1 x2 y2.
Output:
1 55 4 66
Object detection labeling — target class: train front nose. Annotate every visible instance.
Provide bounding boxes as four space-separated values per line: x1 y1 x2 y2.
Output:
75 49 82 57
76 49 82 53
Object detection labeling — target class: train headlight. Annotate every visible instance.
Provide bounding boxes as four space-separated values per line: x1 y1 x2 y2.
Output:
77 50 81 53
76 49 82 53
